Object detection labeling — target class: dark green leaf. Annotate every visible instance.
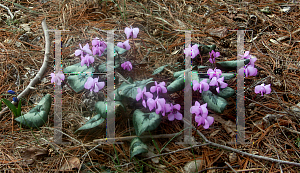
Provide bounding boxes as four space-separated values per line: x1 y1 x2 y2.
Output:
130 137 148 159
75 114 105 133
95 101 107 118
118 78 153 99
15 94 52 128
217 87 235 99
216 59 250 70
197 65 207 69
63 63 95 93
102 46 127 56
133 109 161 136
98 57 121 73
1 98 17 117
173 69 191 78
196 44 216 54
202 90 227 113
167 74 184 93
152 65 168 75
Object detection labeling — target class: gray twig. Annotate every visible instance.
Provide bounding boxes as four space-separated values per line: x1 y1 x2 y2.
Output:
0 19 50 118
0 3 14 19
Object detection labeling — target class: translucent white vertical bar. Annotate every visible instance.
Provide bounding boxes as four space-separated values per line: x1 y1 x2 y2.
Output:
183 31 193 144
106 30 115 144
236 30 245 144
54 31 62 144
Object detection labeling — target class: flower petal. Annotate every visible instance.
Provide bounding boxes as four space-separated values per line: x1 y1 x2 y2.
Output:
124 27 132 39
132 28 139 38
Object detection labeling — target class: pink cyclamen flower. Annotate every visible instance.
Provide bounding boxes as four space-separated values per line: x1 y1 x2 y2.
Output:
207 68 222 79
150 81 167 94
51 72 65 85
136 87 153 108
184 44 199 59
255 83 271 96
238 65 257 77
190 101 208 117
155 98 171 116
75 43 92 58
193 79 209 93
81 54 94 67
121 61 132 71
124 26 139 39
195 114 214 129
168 103 182 121
209 50 220 64
239 51 251 59
84 77 105 93
209 77 228 93
92 38 106 56
117 40 131 50
147 96 159 111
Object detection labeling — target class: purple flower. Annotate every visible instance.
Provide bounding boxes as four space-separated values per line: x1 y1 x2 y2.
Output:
195 114 214 129
84 77 105 93
92 38 106 56
121 61 132 71
75 43 92 58
81 54 94 67
51 72 65 85
190 101 208 117
150 81 167 94
239 51 251 59
124 26 139 39
238 65 257 77
207 68 222 79
117 40 131 50
147 96 159 111
184 44 199 59
209 50 220 64
168 103 182 121
136 87 153 108
8 90 16 94
255 83 271 96
209 77 228 93
192 79 209 93
155 98 171 116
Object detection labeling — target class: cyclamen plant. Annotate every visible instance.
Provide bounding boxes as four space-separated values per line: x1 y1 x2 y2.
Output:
46 25 273 159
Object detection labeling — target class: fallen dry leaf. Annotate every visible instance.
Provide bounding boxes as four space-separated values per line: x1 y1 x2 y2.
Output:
212 114 236 137
59 157 81 171
22 147 48 165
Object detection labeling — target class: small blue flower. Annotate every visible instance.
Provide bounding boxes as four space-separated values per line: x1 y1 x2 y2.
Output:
8 90 16 94
13 97 18 102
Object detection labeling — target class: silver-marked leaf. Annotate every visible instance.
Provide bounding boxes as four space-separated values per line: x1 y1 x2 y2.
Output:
216 59 250 70
173 69 191 78
133 109 161 136
98 57 121 73
198 65 207 69
152 65 168 75
95 101 107 118
167 74 184 93
130 137 148 159
196 44 216 54
202 90 227 113
15 94 51 128
118 78 153 99
217 87 235 99
102 46 127 56
64 63 94 93
75 114 105 133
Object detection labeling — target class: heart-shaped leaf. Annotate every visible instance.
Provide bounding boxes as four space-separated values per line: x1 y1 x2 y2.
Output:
75 114 105 133
168 71 199 93
15 94 52 128
133 109 161 136
95 101 107 118
217 87 235 99
63 63 94 93
173 69 192 78
130 137 148 159
202 90 227 113
152 65 168 75
118 78 153 99
167 74 184 93
216 59 250 70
